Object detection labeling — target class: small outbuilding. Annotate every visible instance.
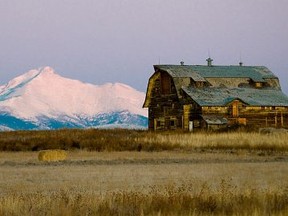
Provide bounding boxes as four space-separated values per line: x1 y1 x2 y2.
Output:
143 60 288 131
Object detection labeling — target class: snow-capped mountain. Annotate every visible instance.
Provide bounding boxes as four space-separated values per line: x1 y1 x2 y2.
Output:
0 67 148 130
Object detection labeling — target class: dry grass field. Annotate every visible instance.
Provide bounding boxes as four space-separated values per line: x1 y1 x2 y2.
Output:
0 130 288 215
1 128 288 152
0 150 288 215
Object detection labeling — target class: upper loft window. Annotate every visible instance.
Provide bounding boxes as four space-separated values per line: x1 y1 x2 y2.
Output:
196 81 205 88
161 72 171 94
255 82 263 88
249 79 264 88
190 79 207 88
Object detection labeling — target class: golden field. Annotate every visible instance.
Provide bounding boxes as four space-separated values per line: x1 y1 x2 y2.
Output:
0 130 288 215
0 128 288 152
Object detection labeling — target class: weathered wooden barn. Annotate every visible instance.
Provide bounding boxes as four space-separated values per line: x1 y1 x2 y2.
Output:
143 60 288 131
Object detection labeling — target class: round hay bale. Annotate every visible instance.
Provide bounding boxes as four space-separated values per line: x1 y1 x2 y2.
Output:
38 149 67 162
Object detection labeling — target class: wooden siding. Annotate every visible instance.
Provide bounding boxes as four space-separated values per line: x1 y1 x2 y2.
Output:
147 71 183 130
148 90 288 130
183 104 191 130
190 101 288 129
206 77 249 88
262 78 281 89
201 104 288 128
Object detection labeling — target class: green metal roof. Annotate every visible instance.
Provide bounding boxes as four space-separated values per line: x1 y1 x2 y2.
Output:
182 86 288 107
154 65 276 82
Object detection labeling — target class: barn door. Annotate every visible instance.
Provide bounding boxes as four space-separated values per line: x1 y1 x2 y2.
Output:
232 100 239 117
161 72 171 95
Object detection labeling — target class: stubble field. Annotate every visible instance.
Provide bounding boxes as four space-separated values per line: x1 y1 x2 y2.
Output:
0 130 288 215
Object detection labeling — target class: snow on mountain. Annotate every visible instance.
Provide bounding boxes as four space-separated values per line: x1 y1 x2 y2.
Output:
0 67 148 130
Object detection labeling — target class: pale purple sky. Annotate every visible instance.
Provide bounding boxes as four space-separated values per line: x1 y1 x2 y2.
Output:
0 0 288 93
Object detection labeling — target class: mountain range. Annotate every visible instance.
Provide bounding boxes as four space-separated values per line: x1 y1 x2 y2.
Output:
0 67 148 130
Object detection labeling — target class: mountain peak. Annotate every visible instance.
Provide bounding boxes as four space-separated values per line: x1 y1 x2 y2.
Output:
39 66 56 75
0 67 148 124
35 66 62 81
0 67 58 98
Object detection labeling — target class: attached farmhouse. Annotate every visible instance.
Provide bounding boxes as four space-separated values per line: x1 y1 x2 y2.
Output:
143 59 288 131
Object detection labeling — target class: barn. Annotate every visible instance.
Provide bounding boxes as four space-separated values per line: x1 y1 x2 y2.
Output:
143 59 288 131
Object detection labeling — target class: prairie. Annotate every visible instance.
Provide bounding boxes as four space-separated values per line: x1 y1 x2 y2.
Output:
0 130 288 215
0 150 288 215
1 128 288 152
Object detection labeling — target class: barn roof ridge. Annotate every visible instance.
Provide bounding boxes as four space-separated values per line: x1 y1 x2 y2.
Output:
154 64 277 82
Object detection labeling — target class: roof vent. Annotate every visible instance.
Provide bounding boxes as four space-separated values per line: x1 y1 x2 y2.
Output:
239 62 243 66
180 61 184 66
206 58 213 67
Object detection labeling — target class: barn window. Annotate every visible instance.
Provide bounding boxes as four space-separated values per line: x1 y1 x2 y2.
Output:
193 120 200 128
196 82 204 88
255 82 262 88
156 121 161 127
170 120 175 127
161 72 171 94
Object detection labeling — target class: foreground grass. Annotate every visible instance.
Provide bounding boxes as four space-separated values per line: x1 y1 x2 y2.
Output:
0 129 288 152
1 180 287 216
0 129 287 215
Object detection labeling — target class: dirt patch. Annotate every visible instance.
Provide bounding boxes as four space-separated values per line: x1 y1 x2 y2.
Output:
1 151 287 167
